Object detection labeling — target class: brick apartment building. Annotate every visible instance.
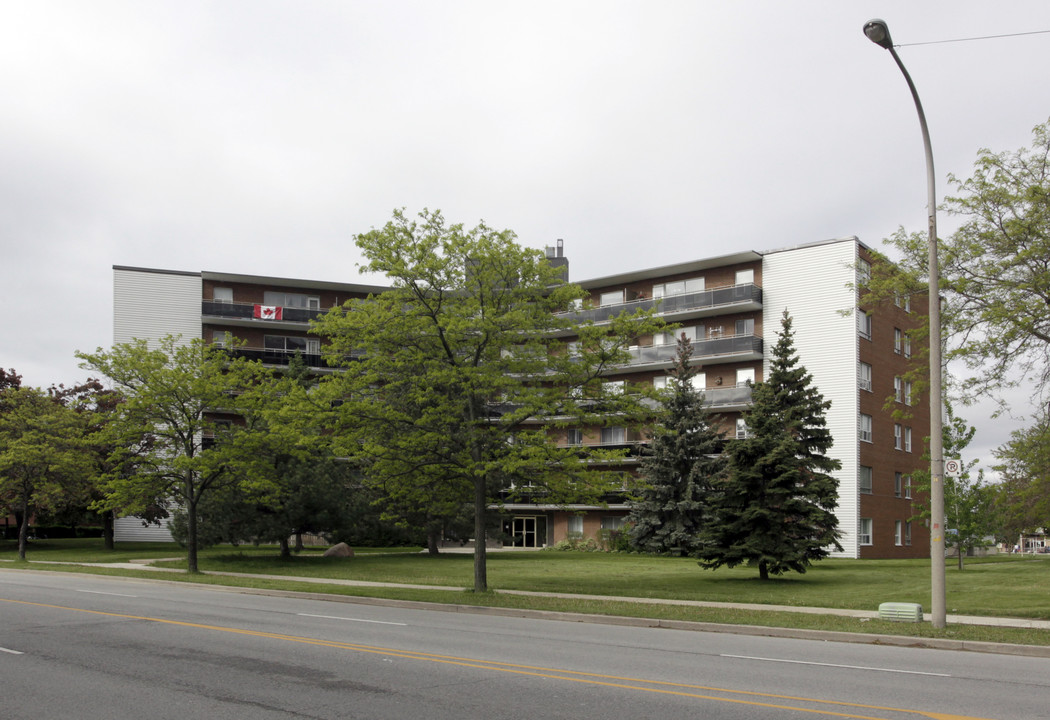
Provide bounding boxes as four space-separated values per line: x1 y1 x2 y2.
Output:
112 235 929 558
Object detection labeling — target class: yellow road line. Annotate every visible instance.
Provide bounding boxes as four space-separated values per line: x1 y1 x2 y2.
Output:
1 597 995 720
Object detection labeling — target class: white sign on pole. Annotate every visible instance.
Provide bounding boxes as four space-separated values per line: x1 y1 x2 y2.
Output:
944 458 962 477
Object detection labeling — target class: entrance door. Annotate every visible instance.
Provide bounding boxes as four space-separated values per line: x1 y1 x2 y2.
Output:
507 516 546 547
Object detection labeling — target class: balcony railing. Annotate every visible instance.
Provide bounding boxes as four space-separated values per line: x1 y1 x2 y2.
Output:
221 346 328 368
626 334 762 367
558 282 762 324
202 300 327 323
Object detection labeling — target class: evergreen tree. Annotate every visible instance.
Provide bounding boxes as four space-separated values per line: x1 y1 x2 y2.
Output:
629 335 725 556
697 311 842 580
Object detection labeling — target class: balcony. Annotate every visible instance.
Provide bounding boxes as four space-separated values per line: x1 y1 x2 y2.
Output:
557 282 762 325
202 300 328 327
221 346 342 369
621 334 763 371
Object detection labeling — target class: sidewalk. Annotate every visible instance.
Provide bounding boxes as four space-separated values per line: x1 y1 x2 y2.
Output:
27 557 1050 632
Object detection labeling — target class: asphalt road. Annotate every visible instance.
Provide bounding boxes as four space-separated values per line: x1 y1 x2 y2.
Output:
1 570 1047 720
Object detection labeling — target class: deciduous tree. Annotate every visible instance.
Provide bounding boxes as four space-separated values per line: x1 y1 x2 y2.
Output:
78 336 275 572
313 209 661 590
0 386 92 559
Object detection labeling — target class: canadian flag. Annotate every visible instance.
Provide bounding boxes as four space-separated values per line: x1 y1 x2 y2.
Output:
253 304 283 320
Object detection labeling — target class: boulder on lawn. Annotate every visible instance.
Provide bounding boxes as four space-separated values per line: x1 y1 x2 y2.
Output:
322 542 354 559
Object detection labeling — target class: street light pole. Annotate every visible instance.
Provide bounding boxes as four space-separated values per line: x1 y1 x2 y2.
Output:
863 18 946 629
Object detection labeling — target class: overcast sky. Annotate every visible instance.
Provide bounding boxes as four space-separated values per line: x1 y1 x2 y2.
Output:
3 1 1048 474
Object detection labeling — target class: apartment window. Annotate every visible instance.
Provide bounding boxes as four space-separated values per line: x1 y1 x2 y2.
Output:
857 258 872 286
264 291 320 310
905 427 913 453
211 330 229 347
691 373 706 391
860 466 873 494
858 311 873 340
905 476 912 499
735 318 755 336
265 335 319 355
859 518 873 546
860 414 873 443
602 380 625 396
894 376 903 402
735 269 755 285
601 516 625 530
859 362 872 392
895 520 903 546
653 277 704 298
903 335 912 358
894 292 911 312
736 368 755 387
600 427 626 445
904 380 913 406
567 515 583 536
894 423 903 450
656 325 703 346
905 521 912 546
599 290 624 307
736 418 749 439
895 472 903 498
566 340 581 358
213 287 233 303
566 428 583 446
894 328 903 354
653 376 668 391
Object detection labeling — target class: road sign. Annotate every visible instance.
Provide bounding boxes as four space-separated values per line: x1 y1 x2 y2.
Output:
944 458 962 477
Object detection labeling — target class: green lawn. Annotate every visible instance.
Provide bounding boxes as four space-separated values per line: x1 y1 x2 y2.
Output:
5 538 1048 621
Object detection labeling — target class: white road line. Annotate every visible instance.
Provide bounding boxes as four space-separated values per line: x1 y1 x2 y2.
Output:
1 647 25 655
76 590 138 598
720 654 951 677
298 613 407 626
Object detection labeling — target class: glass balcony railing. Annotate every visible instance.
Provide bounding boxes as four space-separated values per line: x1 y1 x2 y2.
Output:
202 300 327 323
221 346 326 368
558 283 762 324
627 334 762 366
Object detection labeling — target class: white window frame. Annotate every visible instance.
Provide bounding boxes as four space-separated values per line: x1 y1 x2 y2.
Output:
858 258 872 286
894 328 903 354
736 418 749 439
566 428 583 446
860 466 873 494
736 368 755 387
567 515 583 536
859 362 872 392
735 318 755 336
895 520 903 546
894 423 903 450
895 472 903 498
903 335 912 358
600 426 626 445
904 380 913 406
905 521 912 546
905 427 913 453
859 518 873 546
860 414 873 443
735 268 754 285
599 290 624 307
653 277 704 298
905 476 912 499
894 376 903 402
213 287 233 303
858 311 872 340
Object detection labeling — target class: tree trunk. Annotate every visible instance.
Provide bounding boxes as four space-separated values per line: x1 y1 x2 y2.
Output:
103 510 115 551
427 524 441 555
186 488 199 573
758 559 769 581
294 532 304 553
473 475 487 592
957 543 964 571
279 536 291 559
17 495 30 561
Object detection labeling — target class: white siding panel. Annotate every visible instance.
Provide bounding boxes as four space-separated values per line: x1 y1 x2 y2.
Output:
114 267 201 348
114 514 175 542
762 239 861 558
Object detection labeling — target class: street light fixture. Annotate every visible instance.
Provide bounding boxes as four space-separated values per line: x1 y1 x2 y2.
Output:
863 18 946 629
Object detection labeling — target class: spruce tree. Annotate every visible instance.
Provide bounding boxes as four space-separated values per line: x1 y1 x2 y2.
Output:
629 335 726 556
697 311 842 580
